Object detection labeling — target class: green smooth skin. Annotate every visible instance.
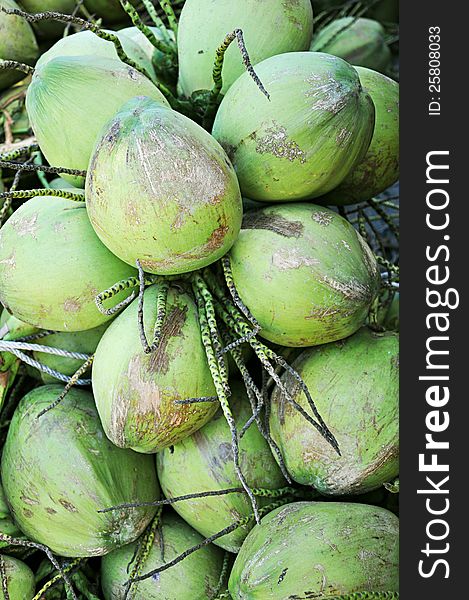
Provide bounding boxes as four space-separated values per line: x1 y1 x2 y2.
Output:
320 66 399 205
0 555 35 599
32 322 109 383
101 512 225 600
0 0 39 90
0 309 39 340
26 55 168 187
84 0 127 23
36 29 154 78
86 96 242 275
229 501 399 599
178 0 313 97
1 385 159 557
157 381 287 552
270 328 399 494
19 1 77 39
212 52 375 201
310 18 391 73
229 204 381 346
92 283 219 453
0 196 137 331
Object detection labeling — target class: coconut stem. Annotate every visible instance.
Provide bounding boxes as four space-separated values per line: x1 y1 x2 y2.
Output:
203 29 269 126
129 498 290 584
212 292 340 455
0 188 84 203
0 59 34 76
221 328 292 484
32 558 84 600
211 552 230 600
124 511 162 600
0 534 77 600
368 197 400 241
0 142 39 162
136 260 169 354
0 159 86 177
36 355 95 418
95 273 157 317
0 556 9 600
141 0 166 30
119 1 176 57
173 396 219 405
221 256 259 331
158 0 178 39
192 273 260 524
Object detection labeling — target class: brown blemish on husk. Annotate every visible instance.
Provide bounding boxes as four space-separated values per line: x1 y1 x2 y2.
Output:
23 509 33 518
255 124 306 163
242 212 303 238
149 305 188 375
59 498 78 513
46 507 57 515
63 298 81 313
272 249 319 271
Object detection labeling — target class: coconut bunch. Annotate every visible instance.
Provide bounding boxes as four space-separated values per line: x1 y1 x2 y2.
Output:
0 1 399 598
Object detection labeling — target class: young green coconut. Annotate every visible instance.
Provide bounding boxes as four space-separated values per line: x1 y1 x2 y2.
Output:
228 501 399 599
86 95 242 275
270 328 399 494
92 282 219 453
156 381 287 552
0 555 35 600
212 51 375 201
177 0 314 97
101 512 226 600
320 66 399 205
310 17 392 73
227 203 381 347
0 195 137 331
26 55 168 186
0 0 38 91
1 385 159 557
36 28 155 78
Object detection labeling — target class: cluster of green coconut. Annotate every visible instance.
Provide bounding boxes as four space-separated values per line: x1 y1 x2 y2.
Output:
0 0 399 598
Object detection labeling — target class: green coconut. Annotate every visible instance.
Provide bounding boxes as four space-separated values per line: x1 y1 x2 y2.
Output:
178 0 314 97
26 55 168 187
0 0 39 91
0 195 137 331
320 66 399 205
92 283 219 453
84 0 127 23
1 385 159 557
0 555 35 599
229 501 399 599
228 203 381 347
36 29 154 77
270 328 399 494
101 512 225 599
32 322 109 383
157 381 287 552
19 1 77 39
86 96 242 275
212 52 375 201
310 17 391 72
